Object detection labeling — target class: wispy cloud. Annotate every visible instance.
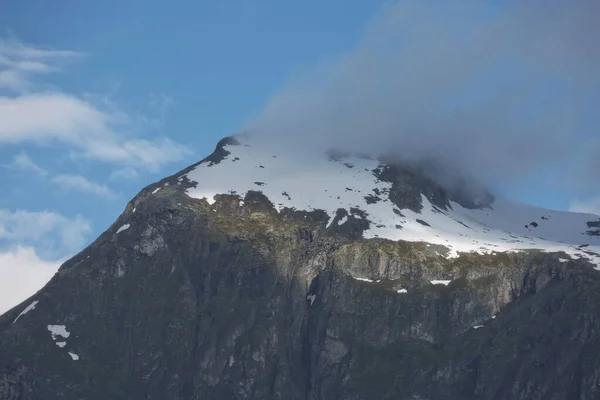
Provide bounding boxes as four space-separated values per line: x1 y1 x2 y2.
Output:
52 174 116 198
0 209 91 257
0 38 82 93
10 151 47 176
0 69 28 92
0 38 81 60
109 166 139 180
0 38 191 171
249 0 600 205
147 93 174 129
0 246 61 314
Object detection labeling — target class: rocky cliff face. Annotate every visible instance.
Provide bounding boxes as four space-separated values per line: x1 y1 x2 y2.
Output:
2 137 600 400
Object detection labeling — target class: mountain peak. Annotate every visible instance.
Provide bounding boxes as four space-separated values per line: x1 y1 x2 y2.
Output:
155 135 599 265
3 136 600 400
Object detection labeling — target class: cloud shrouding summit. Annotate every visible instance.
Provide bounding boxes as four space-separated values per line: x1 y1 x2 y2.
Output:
247 0 600 203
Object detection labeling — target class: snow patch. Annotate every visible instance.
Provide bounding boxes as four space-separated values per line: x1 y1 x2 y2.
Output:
56 341 66 348
151 187 161 195
12 300 38 324
559 258 569 263
306 294 316 306
473 325 485 329
202 196 216 205
47 325 70 340
116 224 130 234
353 276 374 283
396 288 408 294
68 352 79 361
132 207 136 213
338 215 348 225
430 280 452 286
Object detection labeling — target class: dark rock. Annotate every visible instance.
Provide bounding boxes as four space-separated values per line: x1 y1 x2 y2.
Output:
587 220 600 229
1 141 600 400
374 160 494 213
364 194 382 205
586 220 600 237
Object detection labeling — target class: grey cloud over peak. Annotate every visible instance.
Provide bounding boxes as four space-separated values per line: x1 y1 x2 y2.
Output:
246 0 600 203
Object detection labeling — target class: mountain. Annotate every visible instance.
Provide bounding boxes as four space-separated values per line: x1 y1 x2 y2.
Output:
1 135 600 400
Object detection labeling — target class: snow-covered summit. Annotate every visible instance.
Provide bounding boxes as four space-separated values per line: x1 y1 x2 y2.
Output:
182 135 600 266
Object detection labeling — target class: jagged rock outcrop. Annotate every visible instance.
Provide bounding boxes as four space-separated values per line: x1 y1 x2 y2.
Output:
1 138 600 400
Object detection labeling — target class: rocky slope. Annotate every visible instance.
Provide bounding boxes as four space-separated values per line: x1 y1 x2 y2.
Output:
1 136 600 400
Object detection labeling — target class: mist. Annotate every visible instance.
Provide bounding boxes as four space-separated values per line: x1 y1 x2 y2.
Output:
245 0 600 208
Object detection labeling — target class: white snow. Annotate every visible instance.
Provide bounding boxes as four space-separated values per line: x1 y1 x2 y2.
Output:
133 207 136 213
397 288 408 294
56 341 66 348
151 187 161 194
353 276 374 283
204 196 216 205
116 224 130 234
68 352 79 361
559 258 570 263
338 215 348 225
47 325 70 340
492 315 496 319
306 294 316 305
431 280 452 286
473 325 485 329
183 135 600 267
12 300 38 324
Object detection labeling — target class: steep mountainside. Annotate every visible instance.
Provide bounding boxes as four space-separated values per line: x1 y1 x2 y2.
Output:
1 135 600 400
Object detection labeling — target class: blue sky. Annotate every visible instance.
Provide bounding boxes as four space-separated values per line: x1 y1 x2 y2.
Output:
0 0 599 312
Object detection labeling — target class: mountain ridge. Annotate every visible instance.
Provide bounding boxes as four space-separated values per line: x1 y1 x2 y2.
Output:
177 135 600 264
2 135 600 399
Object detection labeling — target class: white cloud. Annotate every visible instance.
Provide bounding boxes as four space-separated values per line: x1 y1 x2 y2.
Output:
147 93 174 129
0 93 111 142
0 209 91 256
0 38 190 171
109 166 139 180
0 38 81 60
0 208 90 314
11 151 47 176
0 69 27 92
0 246 61 315
52 174 116 198
0 38 81 93
569 198 600 217
0 93 190 170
